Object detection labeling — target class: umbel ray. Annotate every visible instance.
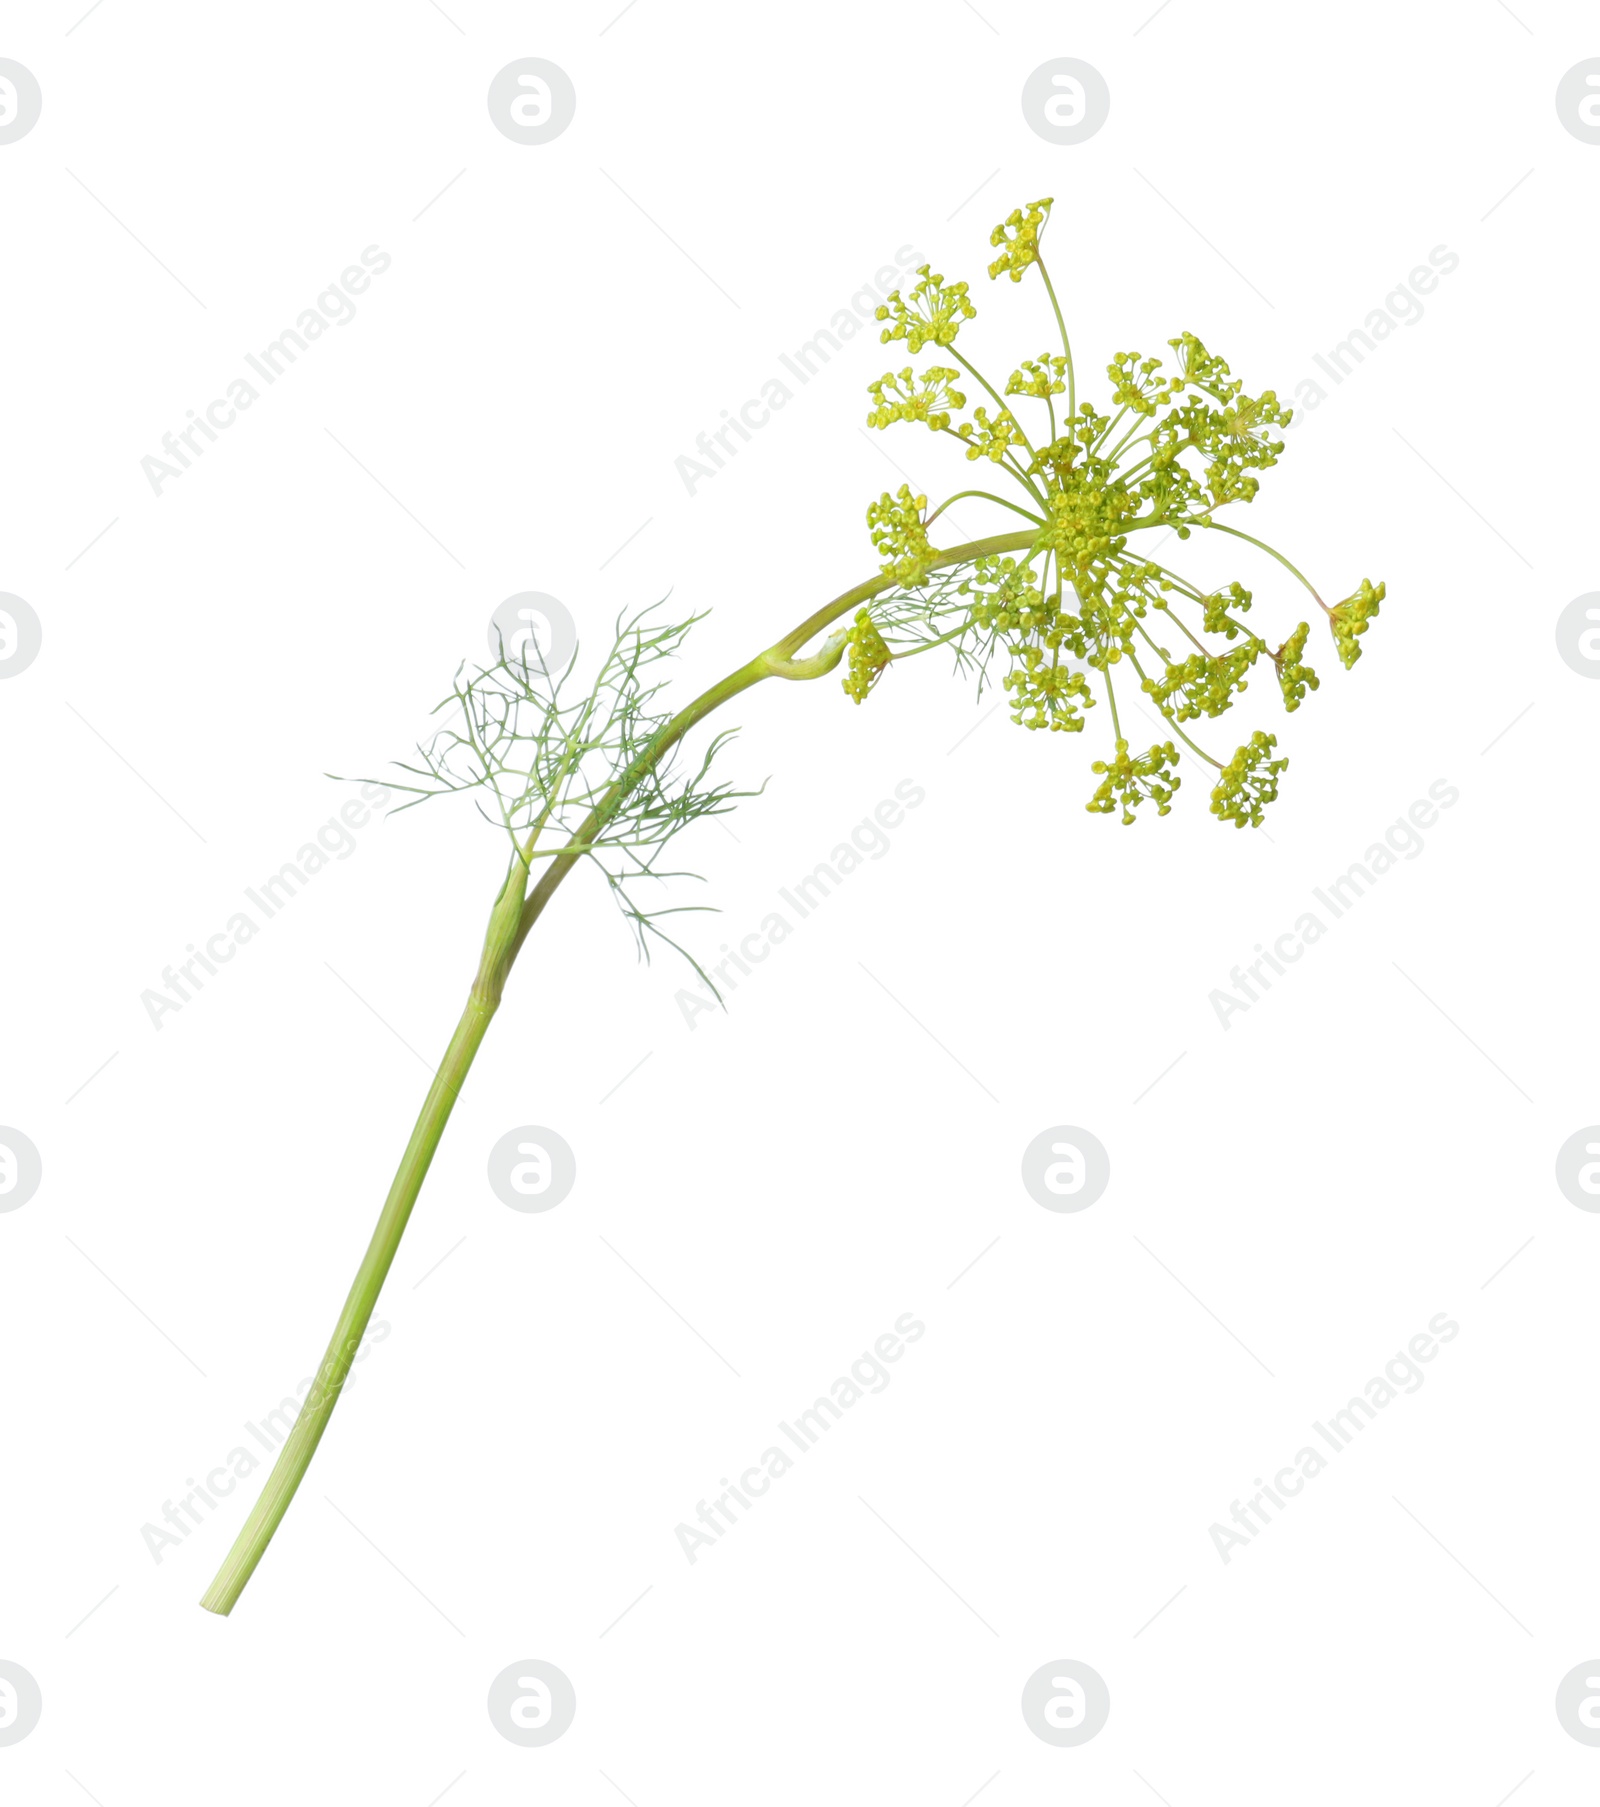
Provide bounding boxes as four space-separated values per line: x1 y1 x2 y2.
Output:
201 197 1385 1614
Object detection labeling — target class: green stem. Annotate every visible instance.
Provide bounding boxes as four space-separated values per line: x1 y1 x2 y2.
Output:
925 490 1043 529
200 526 1037 1615
1036 257 1075 422
199 988 499 1615
1199 520 1326 609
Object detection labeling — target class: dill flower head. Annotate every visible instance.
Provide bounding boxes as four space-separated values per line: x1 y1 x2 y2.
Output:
846 196 1386 825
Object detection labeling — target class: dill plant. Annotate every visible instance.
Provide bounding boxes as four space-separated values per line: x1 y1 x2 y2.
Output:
201 197 1385 1614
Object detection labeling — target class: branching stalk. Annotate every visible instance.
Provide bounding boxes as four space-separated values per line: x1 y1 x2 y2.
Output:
199 532 1032 1615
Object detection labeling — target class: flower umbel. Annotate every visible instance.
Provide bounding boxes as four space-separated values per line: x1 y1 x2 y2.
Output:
1272 622 1319 712
988 198 1054 282
843 196 1386 827
1210 731 1288 828
1328 578 1384 670
875 266 976 351
866 365 966 433
1088 739 1182 824
1007 353 1069 400
866 485 935 587
842 609 892 703
958 406 1026 464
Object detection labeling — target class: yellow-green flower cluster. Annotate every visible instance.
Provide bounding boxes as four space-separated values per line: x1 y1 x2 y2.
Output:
1088 739 1181 824
1038 457 1136 592
958 554 1048 635
1328 578 1384 669
1177 386 1291 507
875 267 976 352
987 198 1054 283
866 365 966 433
956 557 1091 732
842 608 892 703
1006 353 1069 400
1167 331 1235 397
1210 731 1287 828
1143 644 1259 722
1006 650 1092 732
1025 436 1080 485
957 406 1025 463
1202 582 1253 639
866 486 935 587
1074 593 1143 672
1108 351 1171 417
845 193 1386 830
1133 419 1209 525
1272 621 1319 712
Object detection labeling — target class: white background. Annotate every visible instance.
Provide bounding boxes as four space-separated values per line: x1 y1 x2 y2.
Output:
1 1 1596 1801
